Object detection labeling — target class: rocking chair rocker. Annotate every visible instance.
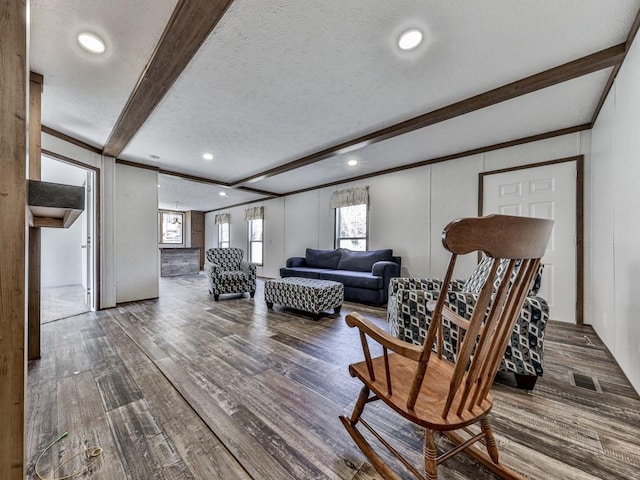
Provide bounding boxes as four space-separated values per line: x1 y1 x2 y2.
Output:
340 214 553 480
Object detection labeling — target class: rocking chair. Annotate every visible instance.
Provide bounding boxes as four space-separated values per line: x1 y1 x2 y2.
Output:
340 214 553 480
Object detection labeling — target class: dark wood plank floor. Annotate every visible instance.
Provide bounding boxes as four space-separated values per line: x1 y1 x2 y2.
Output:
27 274 640 479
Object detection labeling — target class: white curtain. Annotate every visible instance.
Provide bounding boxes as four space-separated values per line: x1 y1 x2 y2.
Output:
330 186 369 208
244 206 264 221
214 213 230 224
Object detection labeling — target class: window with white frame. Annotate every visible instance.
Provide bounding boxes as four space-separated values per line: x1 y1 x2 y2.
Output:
245 206 264 265
335 204 368 251
332 186 369 251
248 219 263 265
214 213 230 248
218 223 229 248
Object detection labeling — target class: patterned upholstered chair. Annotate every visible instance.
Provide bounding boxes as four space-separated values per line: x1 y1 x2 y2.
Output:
387 256 549 390
204 248 256 301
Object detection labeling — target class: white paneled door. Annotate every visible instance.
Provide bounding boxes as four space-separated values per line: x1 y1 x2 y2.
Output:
483 161 576 323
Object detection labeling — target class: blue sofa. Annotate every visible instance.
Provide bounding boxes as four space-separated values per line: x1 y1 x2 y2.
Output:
280 248 401 305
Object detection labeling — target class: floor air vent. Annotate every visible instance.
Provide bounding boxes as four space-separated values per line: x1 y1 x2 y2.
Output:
569 372 602 393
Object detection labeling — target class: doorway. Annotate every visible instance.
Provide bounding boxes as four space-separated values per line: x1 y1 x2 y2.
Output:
40 155 97 322
480 156 583 324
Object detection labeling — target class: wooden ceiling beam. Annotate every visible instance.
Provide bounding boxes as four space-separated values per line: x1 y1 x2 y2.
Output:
206 123 591 213
231 44 625 187
102 0 235 158
590 6 640 126
284 123 591 197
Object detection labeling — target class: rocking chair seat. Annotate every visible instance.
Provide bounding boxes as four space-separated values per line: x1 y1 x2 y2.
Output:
349 351 493 431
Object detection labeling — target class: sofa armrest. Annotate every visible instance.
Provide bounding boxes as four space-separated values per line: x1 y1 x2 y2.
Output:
372 261 401 300
372 260 400 277
286 257 306 268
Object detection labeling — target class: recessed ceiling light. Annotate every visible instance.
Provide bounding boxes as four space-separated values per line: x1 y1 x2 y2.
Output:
202 153 214 161
398 29 423 50
219 192 228 197
157 184 161 188
77 32 106 54
347 158 358 167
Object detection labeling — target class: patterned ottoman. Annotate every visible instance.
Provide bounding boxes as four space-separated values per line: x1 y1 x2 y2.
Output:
264 277 343 316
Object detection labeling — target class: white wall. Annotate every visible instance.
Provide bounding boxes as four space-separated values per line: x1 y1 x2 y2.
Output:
115 164 159 303
206 131 589 282
590 30 640 393
40 156 87 288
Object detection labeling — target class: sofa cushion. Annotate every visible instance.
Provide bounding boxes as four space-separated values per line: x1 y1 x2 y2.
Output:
337 249 393 272
305 248 343 269
280 267 325 279
319 270 383 289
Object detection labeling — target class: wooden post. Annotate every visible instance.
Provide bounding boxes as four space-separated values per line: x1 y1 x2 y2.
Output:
28 72 43 360
0 0 28 478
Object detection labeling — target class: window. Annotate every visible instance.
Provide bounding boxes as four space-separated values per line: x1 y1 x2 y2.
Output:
218 222 229 248
248 219 263 265
335 203 368 251
160 211 184 244
214 213 231 248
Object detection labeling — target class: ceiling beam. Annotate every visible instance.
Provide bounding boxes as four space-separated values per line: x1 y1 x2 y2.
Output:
284 123 591 197
231 44 625 187
207 123 590 212
41 125 281 198
113 159 281 199
590 7 640 126
102 0 235 158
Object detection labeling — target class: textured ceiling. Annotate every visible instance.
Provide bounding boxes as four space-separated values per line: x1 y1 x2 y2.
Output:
30 0 178 147
157 174 266 212
30 0 640 211
253 69 612 193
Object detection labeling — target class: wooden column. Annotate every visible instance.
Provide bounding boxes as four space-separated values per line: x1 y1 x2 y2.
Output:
0 0 28 478
28 72 43 360
186 211 205 268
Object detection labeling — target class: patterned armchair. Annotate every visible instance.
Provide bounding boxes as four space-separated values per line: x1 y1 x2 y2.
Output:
204 248 256 301
387 256 549 390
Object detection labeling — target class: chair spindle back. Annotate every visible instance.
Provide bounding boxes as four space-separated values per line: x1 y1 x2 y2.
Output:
407 215 553 417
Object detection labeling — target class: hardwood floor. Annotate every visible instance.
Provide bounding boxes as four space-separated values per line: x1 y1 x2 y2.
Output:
27 274 640 479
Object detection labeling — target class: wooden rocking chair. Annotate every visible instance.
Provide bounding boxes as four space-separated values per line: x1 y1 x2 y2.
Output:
340 214 553 480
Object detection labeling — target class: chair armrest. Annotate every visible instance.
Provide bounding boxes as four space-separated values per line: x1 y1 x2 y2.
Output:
389 288 479 348
204 261 221 277
346 312 422 361
388 278 466 296
240 261 257 277
286 257 306 268
389 277 443 294
518 295 549 334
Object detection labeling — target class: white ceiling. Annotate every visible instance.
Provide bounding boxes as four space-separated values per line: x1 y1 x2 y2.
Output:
31 0 178 147
30 0 640 211
157 174 264 212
